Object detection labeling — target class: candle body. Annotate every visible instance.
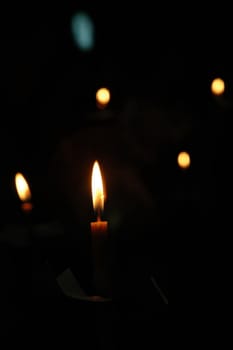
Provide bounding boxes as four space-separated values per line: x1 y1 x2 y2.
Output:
90 221 111 297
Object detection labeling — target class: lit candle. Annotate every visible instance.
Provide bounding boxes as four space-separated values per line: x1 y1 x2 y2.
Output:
15 172 33 214
90 161 111 297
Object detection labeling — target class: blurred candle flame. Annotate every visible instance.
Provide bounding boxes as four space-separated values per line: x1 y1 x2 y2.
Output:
96 87 110 108
92 161 105 215
177 151 191 169
15 172 31 202
211 77 225 96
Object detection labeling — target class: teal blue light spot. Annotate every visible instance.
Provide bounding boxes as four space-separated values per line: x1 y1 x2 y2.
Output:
71 12 94 51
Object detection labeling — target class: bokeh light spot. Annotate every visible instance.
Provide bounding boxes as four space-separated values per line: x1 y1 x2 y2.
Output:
177 151 191 169
96 87 111 108
211 77 225 96
71 12 95 51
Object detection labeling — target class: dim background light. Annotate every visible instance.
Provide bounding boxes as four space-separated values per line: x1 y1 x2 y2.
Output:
71 11 95 51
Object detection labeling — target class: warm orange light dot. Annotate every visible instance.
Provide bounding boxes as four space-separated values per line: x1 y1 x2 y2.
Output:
21 202 33 213
211 78 225 96
96 87 110 107
177 151 191 169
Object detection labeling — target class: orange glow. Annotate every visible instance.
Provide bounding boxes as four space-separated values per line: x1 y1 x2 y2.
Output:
15 172 32 202
21 202 33 212
177 151 191 169
96 87 110 107
211 78 225 96
92 161 105 214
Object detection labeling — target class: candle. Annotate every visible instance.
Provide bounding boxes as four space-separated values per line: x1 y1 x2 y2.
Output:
90 161 111 297
15 172 33 214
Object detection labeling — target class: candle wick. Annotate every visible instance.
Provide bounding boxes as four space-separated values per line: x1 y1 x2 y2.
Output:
97 208 101 221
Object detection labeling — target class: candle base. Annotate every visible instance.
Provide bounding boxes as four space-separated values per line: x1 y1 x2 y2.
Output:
71 295 112 302
57 268 112 302
92 270 112 299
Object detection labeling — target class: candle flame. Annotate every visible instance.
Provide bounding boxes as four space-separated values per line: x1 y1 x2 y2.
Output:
211 77 225 96
15 172 32 202
177 151 191 169
92 161 105 213
96 87 110 108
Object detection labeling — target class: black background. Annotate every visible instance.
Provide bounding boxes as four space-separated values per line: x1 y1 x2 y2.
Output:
0 2 223 344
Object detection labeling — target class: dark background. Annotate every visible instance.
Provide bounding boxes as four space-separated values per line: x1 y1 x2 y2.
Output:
0 2 222 344
0 5 220 219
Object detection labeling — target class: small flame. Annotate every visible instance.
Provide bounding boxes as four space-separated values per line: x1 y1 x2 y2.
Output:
91 161 105 215
96 87 110 108
177 151 191 169
211 77 225 96
15 172 31 202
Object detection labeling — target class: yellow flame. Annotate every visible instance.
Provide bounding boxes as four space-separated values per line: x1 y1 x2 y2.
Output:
211 78 225 96
15 172 31 202
177 151 191 169
96 87 110 106
91 161 105 212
